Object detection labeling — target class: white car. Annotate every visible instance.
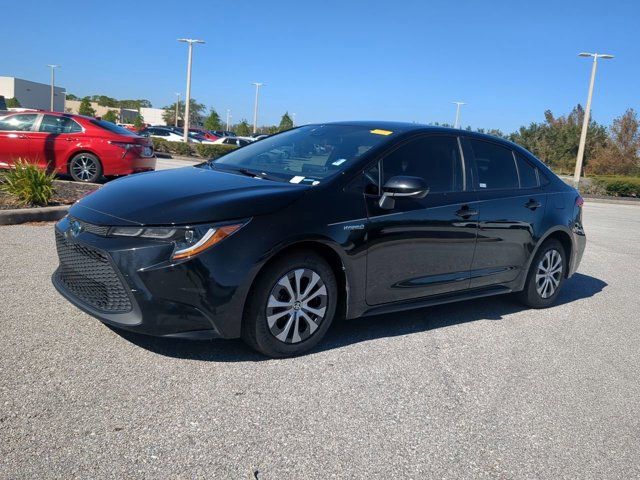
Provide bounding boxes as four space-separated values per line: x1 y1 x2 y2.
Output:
211 137 252 147
141 126 201 143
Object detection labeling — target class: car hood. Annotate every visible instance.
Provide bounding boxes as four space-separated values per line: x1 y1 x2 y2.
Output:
70 166 309 226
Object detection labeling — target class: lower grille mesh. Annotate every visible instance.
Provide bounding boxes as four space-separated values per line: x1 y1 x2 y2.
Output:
55 231 132 313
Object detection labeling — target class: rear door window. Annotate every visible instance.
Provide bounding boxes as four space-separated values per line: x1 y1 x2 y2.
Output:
39 115 82 134
469 139 519 190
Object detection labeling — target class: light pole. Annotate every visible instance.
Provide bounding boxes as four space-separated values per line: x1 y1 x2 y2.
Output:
47 65 59 111
226 109 231 131
178 38 205 142
452 101 466 129
292 112 297 127
174 92 181 128
573 52 614 186
252 82 265 133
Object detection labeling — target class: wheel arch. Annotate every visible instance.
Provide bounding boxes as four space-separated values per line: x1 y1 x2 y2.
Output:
66 149 102 174
529 227 574 278
243 239 350 324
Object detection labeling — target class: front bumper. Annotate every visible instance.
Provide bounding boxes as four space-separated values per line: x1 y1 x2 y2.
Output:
52 216 250 339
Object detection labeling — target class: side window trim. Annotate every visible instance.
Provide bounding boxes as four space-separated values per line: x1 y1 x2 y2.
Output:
511 150 522 189
456 136 467 191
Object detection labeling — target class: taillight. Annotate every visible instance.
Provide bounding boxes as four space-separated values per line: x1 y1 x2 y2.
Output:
109 141 141 150
575 195 584 208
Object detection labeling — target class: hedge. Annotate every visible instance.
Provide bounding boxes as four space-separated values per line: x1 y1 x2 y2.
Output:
590 176 640 197
151 138 237 160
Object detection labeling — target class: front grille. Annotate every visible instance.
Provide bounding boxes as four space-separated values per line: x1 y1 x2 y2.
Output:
68 216 110 236
55 231 132 313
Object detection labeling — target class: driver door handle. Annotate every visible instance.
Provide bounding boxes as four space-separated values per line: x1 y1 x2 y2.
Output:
455 205 479 218
525 199 542 210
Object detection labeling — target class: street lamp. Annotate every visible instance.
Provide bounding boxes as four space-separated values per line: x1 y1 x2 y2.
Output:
178 38 205 142
252 82 265 133
573 52 614 186
292 112 297 127
226 109 231 131
174 92 181 128
452 101 466 129
47 65 60 111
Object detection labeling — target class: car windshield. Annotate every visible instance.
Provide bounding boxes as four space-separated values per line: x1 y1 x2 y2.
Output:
91 119 137 136
208 124 394 183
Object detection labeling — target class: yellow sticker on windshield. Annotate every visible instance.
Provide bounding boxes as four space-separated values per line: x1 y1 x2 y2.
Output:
370 129 393 136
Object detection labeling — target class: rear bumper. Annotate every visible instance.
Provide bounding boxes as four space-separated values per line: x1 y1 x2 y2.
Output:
103 154 156 176
51 217 250 339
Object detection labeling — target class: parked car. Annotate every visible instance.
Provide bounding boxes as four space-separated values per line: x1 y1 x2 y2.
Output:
253 134 270 141
139 126 206 143
52 122 585 357
189 128 220 141
211 137 251 147
0 111 155 182
211 130 236 138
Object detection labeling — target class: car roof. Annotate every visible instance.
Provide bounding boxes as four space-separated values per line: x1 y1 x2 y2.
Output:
318 120 528 152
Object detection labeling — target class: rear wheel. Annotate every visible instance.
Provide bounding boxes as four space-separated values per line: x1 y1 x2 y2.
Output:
69 153 102 183
242 250 337 357
517 239 566 308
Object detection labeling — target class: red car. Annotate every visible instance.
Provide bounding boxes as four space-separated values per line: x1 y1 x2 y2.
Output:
0 111 156 182
188 128 220 141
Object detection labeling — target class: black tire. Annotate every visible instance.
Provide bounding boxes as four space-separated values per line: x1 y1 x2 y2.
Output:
242 250 338 358
517 239 566 308
69 153 102 183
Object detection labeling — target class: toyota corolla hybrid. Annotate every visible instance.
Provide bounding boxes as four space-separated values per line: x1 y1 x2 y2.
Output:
52 122 586 357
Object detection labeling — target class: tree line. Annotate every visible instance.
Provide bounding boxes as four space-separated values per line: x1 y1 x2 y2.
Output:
438 105 639 177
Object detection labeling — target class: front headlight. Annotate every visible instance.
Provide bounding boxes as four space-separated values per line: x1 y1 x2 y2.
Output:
109 222 246 260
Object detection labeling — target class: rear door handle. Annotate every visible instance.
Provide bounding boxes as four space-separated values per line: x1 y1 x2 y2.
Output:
64 137 77 141
455 206 479 218
525 199 542 210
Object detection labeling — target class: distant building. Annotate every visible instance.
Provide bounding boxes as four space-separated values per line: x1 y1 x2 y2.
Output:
65 100 138 123
140 107 167 126
0 76 65 111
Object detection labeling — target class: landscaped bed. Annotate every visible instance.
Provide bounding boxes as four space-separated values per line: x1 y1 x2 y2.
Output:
0 178 100 210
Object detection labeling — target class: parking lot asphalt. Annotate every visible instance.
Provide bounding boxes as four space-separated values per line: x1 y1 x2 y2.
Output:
155 156 199 171
1 202 639 479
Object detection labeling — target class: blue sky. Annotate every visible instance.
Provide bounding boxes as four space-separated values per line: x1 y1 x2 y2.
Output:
1 0 638 132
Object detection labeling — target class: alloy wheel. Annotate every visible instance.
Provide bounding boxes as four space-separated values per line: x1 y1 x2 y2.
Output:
71 155 98 181
266 268 328 344
535 249 563 299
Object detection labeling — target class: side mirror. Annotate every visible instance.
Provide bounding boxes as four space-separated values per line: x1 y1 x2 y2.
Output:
379 175 429 209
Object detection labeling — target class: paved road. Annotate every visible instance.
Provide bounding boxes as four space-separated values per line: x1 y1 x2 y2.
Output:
155 156 199 171
1 203 639 479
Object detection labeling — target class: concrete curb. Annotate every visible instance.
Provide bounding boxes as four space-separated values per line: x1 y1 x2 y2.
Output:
0 205 69 225
584 196 640 206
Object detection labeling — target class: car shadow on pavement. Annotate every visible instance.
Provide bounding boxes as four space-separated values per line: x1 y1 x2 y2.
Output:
111 273 607 362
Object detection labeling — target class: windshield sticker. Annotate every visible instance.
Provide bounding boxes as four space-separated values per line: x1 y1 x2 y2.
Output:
479 183 487 188
332 159 347 166
370 129 393 136
290 176 305 184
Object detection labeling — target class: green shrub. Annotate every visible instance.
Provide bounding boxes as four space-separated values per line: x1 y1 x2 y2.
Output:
195 144 237 159
590 176 640 197
166 141 193 156
151 137 169 153
0 160 56 206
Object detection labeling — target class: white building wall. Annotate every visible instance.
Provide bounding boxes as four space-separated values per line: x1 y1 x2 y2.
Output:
140 107 167 126
0 77 65 111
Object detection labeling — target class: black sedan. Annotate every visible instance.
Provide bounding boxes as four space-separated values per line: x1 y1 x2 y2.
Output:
52 122 586 357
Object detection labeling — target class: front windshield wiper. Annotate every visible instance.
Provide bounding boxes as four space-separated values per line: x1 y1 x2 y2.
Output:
206 162 282 182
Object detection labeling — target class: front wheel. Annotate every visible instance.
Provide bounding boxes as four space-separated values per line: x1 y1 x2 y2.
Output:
69 153 102 183
517 239 566 308
242 250 337 358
